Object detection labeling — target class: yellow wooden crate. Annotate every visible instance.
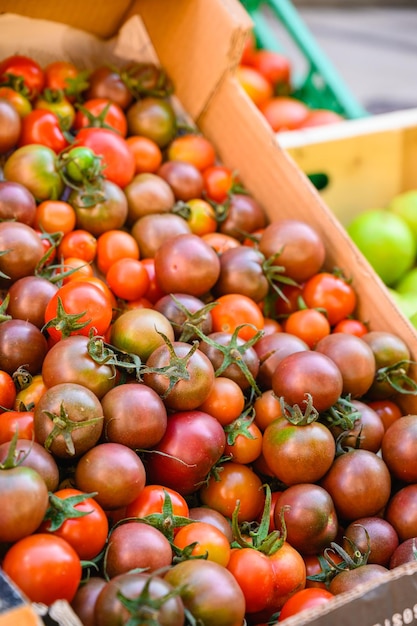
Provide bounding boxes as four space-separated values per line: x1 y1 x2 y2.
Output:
277 109 417 226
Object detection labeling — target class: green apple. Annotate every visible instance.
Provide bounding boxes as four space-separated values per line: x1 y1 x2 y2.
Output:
388 190 417 246
347 209 416 287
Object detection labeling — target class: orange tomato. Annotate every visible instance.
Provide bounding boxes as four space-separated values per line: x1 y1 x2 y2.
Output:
34 200 76 235
126 135 163 173
96 229 140 275
167 133 216 172
211 293 265 340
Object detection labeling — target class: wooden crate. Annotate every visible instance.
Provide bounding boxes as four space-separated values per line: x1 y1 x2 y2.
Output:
277 109 417 225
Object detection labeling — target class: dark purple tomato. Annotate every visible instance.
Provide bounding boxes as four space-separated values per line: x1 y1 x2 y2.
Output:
7 276 58 328
329 563 389 595
188 506 234 543
74 442 146 510
320 449 392 523
259 219 326 282
342 516 399 567
0 181 37 225
330 400 385 454
0 221 45 285
154 233 221 297
104 522 173 579
315 332 376 398
274 483 338 555
158 160 204 201
198 331 260 392
100 382 167 449
0 319 48 375
130 212 191 259
381 414 417 483
214 245 269 302
384 484 417 542
84 66 133 109
0 439 60 492
271 350 343 413
219 193 267 241
153 293 213 341
254 331 309 390
94 571 185 626
389 537 417 569
71 577 107 626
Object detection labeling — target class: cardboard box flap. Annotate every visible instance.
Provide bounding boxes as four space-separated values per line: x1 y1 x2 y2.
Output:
0 13 159 70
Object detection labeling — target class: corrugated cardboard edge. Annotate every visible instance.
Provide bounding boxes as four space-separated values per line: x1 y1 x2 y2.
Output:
279 561 417 626
196 73 417 414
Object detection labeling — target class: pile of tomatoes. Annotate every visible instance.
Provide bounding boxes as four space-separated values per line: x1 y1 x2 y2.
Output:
237 31 345 132
1 52 417 626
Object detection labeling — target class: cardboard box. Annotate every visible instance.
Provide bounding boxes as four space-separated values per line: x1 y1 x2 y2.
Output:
1 4 417 624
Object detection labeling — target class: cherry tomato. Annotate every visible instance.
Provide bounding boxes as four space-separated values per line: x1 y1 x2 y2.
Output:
0 409 34 444
259 96 309 132
202 164 235 203
43 280 113 342
237 65 273 107
96 228 140 274
18 109 69 153
74 127 135 188
39 488 109 560
126 135 163 173
0 370 17 410
283 308 331 348
278 588 334 621
125 484 189 519
2 533 82 605
73 97 128 136
0 55 45 100
106 257 150 301
211 293 265 341
199 461 265 523
173 521 231 566
57 229 98 263
301 272 357 326
197 376 246 426
167 133 216 171
34 200 76 235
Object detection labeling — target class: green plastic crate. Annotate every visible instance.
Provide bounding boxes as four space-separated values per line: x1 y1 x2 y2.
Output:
240 0 368 119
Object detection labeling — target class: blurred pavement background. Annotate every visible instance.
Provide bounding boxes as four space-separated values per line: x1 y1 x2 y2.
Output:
263 3 417 115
